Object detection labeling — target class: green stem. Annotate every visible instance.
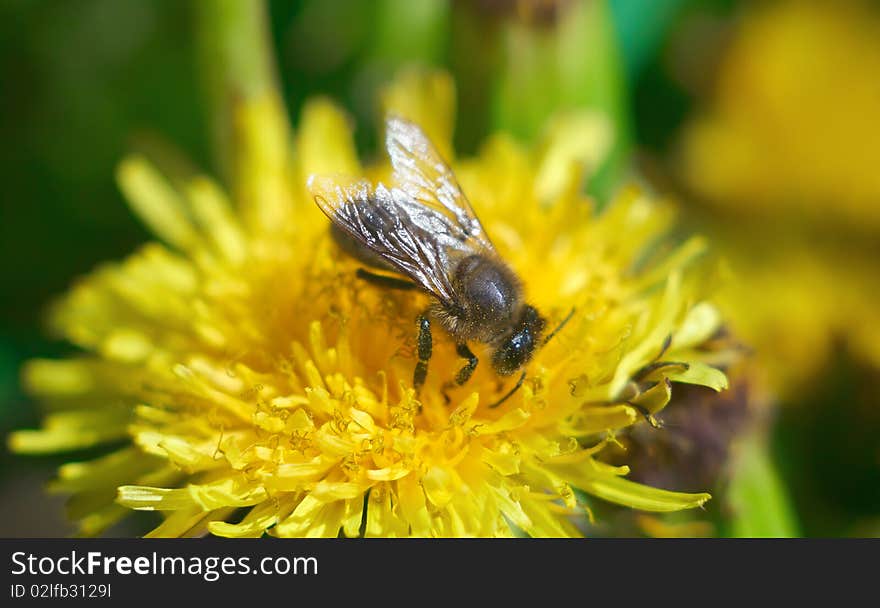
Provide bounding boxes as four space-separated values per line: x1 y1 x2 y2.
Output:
371 0 449 63
489 0 631 204
725 431 800 538
195 0 286 184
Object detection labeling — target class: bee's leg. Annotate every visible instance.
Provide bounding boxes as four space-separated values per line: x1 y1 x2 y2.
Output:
413 314 432 395
442 344 478 404
454 344 479 385
356 268 417 291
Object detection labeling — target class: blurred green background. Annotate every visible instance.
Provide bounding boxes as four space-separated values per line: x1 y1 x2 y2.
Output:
1 0 877 537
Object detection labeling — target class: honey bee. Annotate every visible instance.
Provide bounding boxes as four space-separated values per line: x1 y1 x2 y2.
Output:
308 116 571 407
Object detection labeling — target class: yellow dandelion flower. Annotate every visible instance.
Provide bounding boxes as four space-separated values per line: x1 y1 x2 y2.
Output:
679 0 880 233
712 228 880 397
675 0 880 396
10 69 731 537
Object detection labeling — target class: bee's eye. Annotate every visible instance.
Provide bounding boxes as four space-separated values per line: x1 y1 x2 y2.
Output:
492 306 546 375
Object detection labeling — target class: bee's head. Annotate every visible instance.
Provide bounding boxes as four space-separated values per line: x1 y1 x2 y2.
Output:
491 305 546 376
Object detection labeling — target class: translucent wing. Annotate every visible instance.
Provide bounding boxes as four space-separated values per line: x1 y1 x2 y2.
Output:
384 116 495 251
309 175 471 307
308 117 499 307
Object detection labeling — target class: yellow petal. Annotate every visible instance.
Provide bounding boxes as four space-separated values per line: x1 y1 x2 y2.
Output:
297 99 360 178
188 478 268 511
9 409 130 453
50 448 161 493
631 378 672 415
380 67 456 160
562 405 638 436
579 475 711 512
341 497 365 538
673 301 722 350
471 408 531 435
666 362 729 392
422 466 457 509
99 329 153 363
21 359 98 397
185 176 248 264
311 481 366 502
481 447 521 476
365 487 408 537
264 459 335 491
144 507 223 538
397 475 432 537
534 111 613 204
233 93 295 234
274 495 324 537
610 271 683 397
520 499 581 538
208 495 298 538
116 156 199 250
117 486 195 511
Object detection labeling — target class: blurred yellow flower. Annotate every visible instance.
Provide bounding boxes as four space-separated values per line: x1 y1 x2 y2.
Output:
11 70 731 537
677 0 880 397
680 0 880 232
712 228 880 396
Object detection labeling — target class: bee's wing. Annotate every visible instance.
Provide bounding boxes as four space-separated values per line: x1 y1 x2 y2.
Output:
309 175 481 307
384 116 495 251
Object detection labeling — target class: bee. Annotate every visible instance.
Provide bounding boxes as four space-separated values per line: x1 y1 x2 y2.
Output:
308 116 571 408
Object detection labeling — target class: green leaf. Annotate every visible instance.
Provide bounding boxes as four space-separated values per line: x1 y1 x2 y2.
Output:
726 434 800 537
